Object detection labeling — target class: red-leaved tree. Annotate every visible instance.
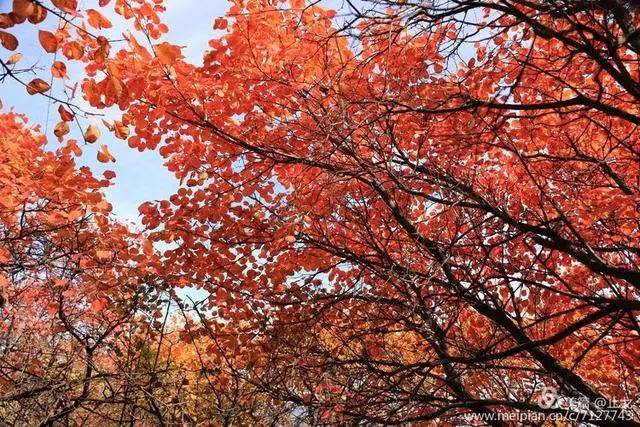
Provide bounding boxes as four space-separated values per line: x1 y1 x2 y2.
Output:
1 0 640 424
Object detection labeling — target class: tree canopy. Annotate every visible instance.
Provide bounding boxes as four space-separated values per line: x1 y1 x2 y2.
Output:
1 0 639 424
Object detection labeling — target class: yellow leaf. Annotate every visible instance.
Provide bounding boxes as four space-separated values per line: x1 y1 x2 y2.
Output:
6 52 21 65
84 124 100 143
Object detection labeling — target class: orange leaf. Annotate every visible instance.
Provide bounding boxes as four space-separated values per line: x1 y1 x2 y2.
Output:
84 124 100 143
0 14 14 29
143 239 153 255
12 0 34 20
96 200 112 212
87 9 112 29
8 12 26 25
58 105 74 121
51 61 67 78
46 304 58 316
90 298 108 312
26 78 50 95
28 4 47 24
114 121 130 139
38 30 58 53
0 248 10 263
101 119 114 131
54 121 69 138
65 139 82 156
214 18 228 30
67 209 82 221
97 145 115 163
126 34 151 60
0 31 18 51
51 0 77 13
62 41 83 60
155 42 181 65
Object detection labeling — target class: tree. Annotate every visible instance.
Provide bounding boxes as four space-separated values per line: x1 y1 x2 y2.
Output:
2 0 640 424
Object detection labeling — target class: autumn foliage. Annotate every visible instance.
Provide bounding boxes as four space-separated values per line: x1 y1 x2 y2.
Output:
1 0 640 424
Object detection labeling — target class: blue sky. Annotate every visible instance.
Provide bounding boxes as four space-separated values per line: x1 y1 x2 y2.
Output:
0 0 230 225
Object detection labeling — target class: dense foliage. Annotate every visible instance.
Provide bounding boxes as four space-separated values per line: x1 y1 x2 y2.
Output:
1 0 640 424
